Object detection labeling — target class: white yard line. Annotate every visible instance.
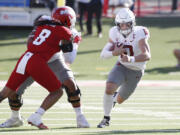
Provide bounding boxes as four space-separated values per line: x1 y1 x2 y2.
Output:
20 96 180 98
0 118 175 121
2 128 180 134
1 98 180 120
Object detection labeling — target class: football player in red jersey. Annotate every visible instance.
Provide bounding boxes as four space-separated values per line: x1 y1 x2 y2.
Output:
0 6 86 129
0 14 89 129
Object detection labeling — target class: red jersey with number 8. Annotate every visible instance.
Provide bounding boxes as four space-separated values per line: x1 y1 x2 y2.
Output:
28 25 72 61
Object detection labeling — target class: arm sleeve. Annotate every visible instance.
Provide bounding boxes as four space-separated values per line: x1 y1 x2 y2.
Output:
63 43 78 64
100 42 114 59
100 27 116 59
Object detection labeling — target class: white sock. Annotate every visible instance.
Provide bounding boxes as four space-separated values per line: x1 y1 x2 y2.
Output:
103 93 113 117
11 110 20 119
36 107 45 116
74 107 83 117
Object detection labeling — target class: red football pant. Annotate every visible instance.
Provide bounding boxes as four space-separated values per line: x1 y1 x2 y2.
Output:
6 52 61 92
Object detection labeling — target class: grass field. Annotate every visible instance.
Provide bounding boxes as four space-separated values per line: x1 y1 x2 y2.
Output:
0 17 180 135
1 81 180 135
0 17 180 80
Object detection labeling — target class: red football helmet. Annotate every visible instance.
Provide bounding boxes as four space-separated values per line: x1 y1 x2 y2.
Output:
52 6 76 29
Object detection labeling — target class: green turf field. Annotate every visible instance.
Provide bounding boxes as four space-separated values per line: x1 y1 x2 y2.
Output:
0 17 180 80
0 81 180 135
1 17 180 134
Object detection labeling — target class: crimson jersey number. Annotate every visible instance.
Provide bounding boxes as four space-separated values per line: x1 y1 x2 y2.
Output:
115 42 134 56
123 45 134 56
33 29 51 45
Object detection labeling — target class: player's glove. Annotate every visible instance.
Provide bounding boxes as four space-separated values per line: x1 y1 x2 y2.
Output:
71 28 81 44
60 40 73 53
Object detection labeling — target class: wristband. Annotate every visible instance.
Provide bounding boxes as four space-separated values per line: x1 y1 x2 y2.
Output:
130 56 135 63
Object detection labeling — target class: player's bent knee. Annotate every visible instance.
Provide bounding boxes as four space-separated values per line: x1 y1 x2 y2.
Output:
8 94 23 109
63 79 76 92
105 89 114 95
0 87 15 102
105 83 117 95
63 85 81 103
55 88 63 96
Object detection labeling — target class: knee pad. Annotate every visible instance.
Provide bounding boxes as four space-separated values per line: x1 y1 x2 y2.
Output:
63 85 81 103
8 94 23 108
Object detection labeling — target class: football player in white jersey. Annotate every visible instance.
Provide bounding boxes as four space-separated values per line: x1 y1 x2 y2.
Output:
97 8 151 128
0 15 89 129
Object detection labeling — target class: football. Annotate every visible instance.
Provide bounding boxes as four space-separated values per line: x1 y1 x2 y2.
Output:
109 44 115 51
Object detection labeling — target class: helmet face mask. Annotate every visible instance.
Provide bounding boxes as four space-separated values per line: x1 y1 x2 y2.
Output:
52 6 76 29
115 8 135 36
116 21 134 36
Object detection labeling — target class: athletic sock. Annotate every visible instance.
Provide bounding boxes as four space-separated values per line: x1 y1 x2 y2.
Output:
104 116 110 121
36 107 45 116
103 93 113 117
11 110 21 119
74 107 83 117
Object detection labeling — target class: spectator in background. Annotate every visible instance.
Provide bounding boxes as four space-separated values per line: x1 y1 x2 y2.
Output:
45 0 57 11
77 0 90 32
171 0 178 13
174 49 180 67
86 0 103 38
130 0 135 12
66 0 75 9
109 0 134 16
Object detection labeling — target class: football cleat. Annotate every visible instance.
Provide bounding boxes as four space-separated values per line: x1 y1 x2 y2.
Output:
0 117 24 128
97 117 110 128
76 114 90 128
27 113 48 129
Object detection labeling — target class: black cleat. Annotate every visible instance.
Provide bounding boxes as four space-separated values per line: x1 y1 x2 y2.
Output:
97 116 110 128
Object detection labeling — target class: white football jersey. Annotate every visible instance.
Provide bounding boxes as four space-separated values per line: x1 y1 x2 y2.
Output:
109 26 150 70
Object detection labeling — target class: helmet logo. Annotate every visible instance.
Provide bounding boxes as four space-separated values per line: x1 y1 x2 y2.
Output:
60 10 68 15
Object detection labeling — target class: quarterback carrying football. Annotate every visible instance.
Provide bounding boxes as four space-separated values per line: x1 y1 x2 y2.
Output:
97 8 151 128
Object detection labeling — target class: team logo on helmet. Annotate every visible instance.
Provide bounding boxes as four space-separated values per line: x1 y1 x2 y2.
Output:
52 6 76 29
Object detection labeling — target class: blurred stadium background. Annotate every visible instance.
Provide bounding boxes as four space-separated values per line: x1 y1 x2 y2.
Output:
0 0 180 135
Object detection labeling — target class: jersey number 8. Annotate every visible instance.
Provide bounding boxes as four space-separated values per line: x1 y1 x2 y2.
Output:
33 29 51 46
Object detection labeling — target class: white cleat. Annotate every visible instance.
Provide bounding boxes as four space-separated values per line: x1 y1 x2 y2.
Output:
0 117 24 128
76 114 90 128
27 113 48 129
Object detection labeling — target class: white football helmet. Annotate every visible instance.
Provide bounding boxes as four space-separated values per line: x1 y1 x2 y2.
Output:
115 8 135 36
